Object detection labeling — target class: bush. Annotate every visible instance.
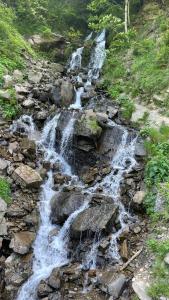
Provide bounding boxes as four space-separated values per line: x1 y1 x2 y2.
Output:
0 177 12 204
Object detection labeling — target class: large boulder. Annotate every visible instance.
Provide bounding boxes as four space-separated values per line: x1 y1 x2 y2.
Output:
28 34 66 51
98 271 127 298
70 204 118 239
75 111 102 140
51 190 85 224
9 231 35 254
12 165 42 188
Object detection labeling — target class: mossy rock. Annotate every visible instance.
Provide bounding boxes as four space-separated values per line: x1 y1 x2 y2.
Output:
76 113 102 139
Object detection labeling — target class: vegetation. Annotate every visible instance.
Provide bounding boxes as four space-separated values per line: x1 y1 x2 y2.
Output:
0 88 20 119
148 239 169 299
0 177 12 204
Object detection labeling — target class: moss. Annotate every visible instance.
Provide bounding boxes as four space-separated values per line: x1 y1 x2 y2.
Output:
0 177 12 204
86 116 102 136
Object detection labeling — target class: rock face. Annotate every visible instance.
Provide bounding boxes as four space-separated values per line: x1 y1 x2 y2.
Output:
70 204 118 238
9 231 35 254
51 190 85 224
12 165 42 188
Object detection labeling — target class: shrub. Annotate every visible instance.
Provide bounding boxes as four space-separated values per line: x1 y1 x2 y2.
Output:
0 177 12 204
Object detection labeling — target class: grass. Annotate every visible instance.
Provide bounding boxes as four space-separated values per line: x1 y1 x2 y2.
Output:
0 177 12 204
148 239 169 299
0 88 20 120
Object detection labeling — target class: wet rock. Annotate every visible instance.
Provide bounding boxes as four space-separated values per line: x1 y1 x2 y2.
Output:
48 268 61 290
98 271 127 298
9 231 35 254
37 280 53 298
51 190 84 224
60 80 74 107
0 158 8 175
0 90 11 100
53 173 70 185
12 164 42 188
132 278 152 300
22 99 35 108
75 111 102 140
70 204 118 239
28 71 43 84
81 167 98 184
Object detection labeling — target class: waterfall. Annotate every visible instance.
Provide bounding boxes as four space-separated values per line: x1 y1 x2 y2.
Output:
10 115 36 139
86 29 106 86
70 86 84 110
68 47 84 71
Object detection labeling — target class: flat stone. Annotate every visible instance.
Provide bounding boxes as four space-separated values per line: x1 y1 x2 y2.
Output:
12 165 42 188
0 158 8 175
9 231 35 254
132 278 152 300
22 99 35 108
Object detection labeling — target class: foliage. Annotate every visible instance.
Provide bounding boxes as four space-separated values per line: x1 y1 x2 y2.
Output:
0 177 12 204
0 88 20 120
118 96 135 120
148 239 169 299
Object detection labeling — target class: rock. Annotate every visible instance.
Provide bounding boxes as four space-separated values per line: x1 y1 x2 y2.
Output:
20 138 36 160
96 112 108 127
15 84 29 94
8 141 19 155
29 34 66 51
13 70 23 82
164 253 169 265
133 226 142 234
132 278 152 300
98 271 127 298
60 80 74 107
51 190 85 224
0 90 11 100
107 106 118 119
28 71 43 84
22 99 35 108
3 75 13 88
0 158 8 175
71 204 118 239
75 112 102 140
9 231 35 254
37 280 53 298
133 191 145 205
0 198 7 236
48 268 61 290
50 63 64 73
81 167 98 184
36 110 49 120
135 142 146 157
12 164 42 188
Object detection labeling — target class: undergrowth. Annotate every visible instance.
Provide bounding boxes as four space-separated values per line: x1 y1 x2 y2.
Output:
0 177 12 204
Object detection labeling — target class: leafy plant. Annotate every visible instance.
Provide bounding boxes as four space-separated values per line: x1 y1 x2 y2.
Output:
0 177 12 204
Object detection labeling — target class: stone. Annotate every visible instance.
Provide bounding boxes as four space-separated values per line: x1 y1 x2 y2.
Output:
20 138 36 160
71 204 118 239
48 268 61 290
0 90 11 100
98 271 127 298
36 110 48 120
60 80 74 107
8 141 19 154
0 198 7 236
120 240 128 261
3 75 13 88
0 158 8 175
133 226 142 234
13 70 23 82
22 99 35 108
50 63 64 73
96 112 108 127
81 167 98 184
164 253 169 265
75 113 102 140
135 142 146 157
12 164 42 188
0 219 7 236
132 278 152 300
133 191 145 205
51 190 85 224
28 71 43 84
9 231 35 254
37 280 53 298
15 84 29 94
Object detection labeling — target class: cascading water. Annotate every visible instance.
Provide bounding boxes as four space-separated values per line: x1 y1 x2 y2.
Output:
86 29 106 86
68 47 84 71
16 114 87 300
10 115 36 139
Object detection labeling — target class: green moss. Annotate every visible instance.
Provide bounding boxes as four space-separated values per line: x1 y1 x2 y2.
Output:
86 116 102 135
0 177 12 204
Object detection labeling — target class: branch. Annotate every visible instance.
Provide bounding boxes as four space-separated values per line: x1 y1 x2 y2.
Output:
120 247 143 271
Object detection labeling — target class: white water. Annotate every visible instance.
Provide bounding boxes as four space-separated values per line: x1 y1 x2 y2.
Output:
70 86 84 110
69 47 84 71
86 30 106 86
16 114 87 300
10 115 36 139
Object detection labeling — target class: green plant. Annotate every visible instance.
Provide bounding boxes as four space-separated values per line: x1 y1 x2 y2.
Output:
118 96 135 120
0 177 12 204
